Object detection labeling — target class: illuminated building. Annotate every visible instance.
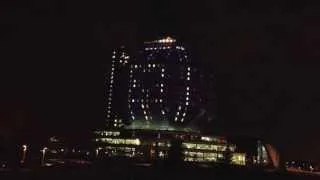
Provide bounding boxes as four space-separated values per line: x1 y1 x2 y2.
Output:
105 46 131 128
128 37 192 126
99 36 280 169
94 125 279 168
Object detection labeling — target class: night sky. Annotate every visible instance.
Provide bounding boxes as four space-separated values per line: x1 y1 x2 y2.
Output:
0 1 319 162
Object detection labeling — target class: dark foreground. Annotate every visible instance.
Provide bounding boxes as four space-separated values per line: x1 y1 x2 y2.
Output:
0 165 319 180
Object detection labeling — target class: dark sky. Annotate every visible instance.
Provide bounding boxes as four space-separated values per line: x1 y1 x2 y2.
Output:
0 1 319 161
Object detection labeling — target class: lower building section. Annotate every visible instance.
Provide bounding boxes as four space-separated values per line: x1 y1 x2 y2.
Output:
93 129 279 169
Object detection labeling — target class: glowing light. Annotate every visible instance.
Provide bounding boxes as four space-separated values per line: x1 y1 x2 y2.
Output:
174 117 178 121
183 112 186 117
181 118 184 122
160 83 163 87
152 64 156 68
188 67 191 71
135 65 138 68
186 102 189 106
187 77 190 80
141 104 145 109
161 73 164 77
178 106 181 110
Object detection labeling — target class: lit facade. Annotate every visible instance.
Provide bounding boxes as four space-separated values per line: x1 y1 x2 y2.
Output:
105 46 131 128
128 37 192 126
93 129 277 168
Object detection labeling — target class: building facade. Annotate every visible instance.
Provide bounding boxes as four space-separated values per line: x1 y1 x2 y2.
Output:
128 37 192 126
105 46 131 128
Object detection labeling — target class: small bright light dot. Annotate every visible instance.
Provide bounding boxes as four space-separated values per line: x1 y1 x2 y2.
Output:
187 72 191 76
183 113 186 117
181 118 184 122
186 97 189 101
178 106 181 110
145 116 148 120
187 67 191 71
133 84 136 88
153 64 156 68
176 111 180 115
187 77 190 80
112 56 115 58
135 65 138 68
160 89 163 93
161 74 164 77
161 68 165 72
186 87 189 90
132 99 135 103
174 117 178 121
143 111 146 115
160 84 163 87
141 104 145 109
186 102 189 106
148 64 151 68
159 99 163 103
186 92 190 95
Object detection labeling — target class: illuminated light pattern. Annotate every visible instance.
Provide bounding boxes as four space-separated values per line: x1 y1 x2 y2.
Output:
95 138 141 145
231 153 246 166
184 151 222 162
105 47 131 128
94 131 120 137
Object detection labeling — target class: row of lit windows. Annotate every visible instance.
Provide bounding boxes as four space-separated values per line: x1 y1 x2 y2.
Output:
182 142 228 152
145 46 172 51
95 131 120 137
129 99 163 103
95 138 141 146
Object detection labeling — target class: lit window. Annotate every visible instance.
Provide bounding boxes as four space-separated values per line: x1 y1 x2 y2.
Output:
186 92 190 96
132 99 135 103
161 110 165 115
174 117 178 121
153 64 156 68
183 113 186 117
186 102 189 106
187 72 191 76
181 118 184 122
160 99 163 103
160 84 163 87
161 74 164 77
188 67 191 71
187 77 190 80
186 87 189 90
133 84 136 88
186 97 189 101
160 89 163 93
131 116 135 120
178 106 181 110
177 111 180 115
135 65 138 68
143 111 146 115
141 104 145 109
112 56 115 58
145 116 148 120
148 64 151 68
161 68 165 72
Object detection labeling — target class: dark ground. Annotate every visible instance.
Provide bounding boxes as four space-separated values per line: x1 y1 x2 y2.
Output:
0 165 319 180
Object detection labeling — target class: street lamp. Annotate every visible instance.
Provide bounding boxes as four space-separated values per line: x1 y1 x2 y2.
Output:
40 147 48 166
20 144 28 164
